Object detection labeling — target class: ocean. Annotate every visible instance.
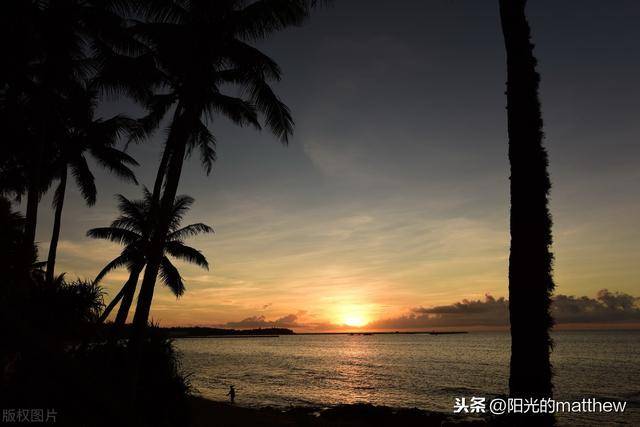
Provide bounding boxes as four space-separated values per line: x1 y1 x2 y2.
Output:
176 330 640 425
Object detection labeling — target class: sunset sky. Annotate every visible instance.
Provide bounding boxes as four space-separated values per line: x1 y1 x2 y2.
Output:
32 0 640 330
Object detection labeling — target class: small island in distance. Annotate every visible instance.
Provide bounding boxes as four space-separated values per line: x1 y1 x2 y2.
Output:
164 327 296 338
162 327 468 338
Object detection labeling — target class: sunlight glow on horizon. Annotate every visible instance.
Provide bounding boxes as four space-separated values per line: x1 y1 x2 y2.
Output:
334 303 371 328
342 313 368 328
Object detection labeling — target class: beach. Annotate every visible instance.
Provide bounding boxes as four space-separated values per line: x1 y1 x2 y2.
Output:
188 396 489 427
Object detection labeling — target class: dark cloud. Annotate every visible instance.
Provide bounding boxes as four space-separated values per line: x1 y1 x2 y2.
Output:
370 290 640 329
221 314 347 331
370 295 508 329
552 289 640 324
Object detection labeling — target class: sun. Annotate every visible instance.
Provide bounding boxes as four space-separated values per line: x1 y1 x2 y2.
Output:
343 313 368 328
331 301 372 329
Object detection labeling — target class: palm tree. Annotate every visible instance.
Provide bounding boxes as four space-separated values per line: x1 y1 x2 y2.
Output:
1 0 133 250
499 0 555 400
45 84 139 284
125 0 322 334
87 189 212 326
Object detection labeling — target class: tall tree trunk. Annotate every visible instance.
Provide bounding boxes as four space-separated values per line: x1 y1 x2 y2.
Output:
131 141 187 333
150 104 183 209
99 282 128 323
24 181 40 248
119 105 182 331
24 131 46 250
151 141 171 207
115 265 142 326
126 110 191 405
45 167 67 284
500 0 555 400
132 108 190 335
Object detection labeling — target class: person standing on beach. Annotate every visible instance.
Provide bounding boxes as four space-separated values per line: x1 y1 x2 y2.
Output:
227 385 236 404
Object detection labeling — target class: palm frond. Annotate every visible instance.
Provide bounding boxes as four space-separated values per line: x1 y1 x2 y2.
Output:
233 0 309 41
168 195 195 231
159 256 185 297
96 114 148 147
115 194 147 226
70 155 97 206
87 227 141 246
139 93 179 137
168 223 214 241
204 93 260 129
111 216 144 232
137 0 189 24
90 145 139 184
249 78 293 143
186 120 216 174
94 253 132 284
164 241 210 270
94 48 160 103
223 40 282 81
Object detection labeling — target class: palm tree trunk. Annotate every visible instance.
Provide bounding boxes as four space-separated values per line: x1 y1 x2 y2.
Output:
24 134 46 250
115 265 142 326
121 132 175 330
499 0 555 400
120 107 181 332
126 110 190 405
151 142 171 207
132 108 190 335
132 141 187 333
45 167 67 284
24 182 40 248
150 104 183 208
99 282 128 323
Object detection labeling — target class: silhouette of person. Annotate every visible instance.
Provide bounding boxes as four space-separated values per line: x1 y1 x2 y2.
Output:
227 385 236 404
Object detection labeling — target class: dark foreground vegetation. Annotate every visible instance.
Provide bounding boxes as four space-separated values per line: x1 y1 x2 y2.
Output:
0 201 190 425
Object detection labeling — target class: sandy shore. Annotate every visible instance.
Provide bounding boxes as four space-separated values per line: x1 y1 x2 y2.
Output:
188 396 490 426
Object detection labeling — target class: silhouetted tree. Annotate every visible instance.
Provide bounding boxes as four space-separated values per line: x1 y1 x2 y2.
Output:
0 197 36 297
499 0 555 401
45 85 139 284
87 190 212 325
0 0 133 250
128 0 322 335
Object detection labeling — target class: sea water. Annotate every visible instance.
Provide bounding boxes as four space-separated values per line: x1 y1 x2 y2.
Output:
176 330 640 425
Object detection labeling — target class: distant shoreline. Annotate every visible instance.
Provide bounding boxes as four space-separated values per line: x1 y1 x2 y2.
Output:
295 331 468 336
178 334 281 339
166 327 469 338
163 327 295 338
167 326 640 339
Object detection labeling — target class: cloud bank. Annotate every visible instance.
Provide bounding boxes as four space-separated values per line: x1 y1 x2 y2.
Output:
222 290 640 331
372 289 640 329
